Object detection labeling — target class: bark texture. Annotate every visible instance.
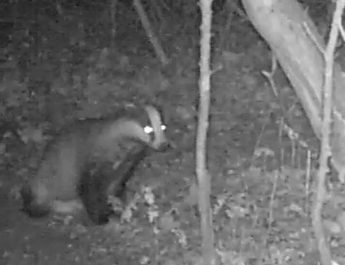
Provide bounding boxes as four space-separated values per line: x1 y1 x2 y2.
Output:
242 0 345 176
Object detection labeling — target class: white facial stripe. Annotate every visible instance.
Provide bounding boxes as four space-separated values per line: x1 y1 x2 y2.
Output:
144 106 167 149
144 125 165 134
144 125 154 134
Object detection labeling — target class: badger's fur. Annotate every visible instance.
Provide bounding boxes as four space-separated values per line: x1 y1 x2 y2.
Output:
78 146 147 224
21 105 168 221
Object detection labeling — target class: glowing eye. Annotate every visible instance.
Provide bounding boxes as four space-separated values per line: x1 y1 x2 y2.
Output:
160 125 166 131
144 126 154 134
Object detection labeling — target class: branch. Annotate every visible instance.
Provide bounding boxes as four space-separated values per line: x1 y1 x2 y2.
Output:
132 0 168 65
312 1 345 265
197 0 215 264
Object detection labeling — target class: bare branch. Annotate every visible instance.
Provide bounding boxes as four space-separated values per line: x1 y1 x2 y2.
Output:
133 0 168 65
197 0 215 264
312 1 345 265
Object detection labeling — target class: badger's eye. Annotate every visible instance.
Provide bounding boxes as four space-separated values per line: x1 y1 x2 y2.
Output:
144 125 154 134
160 124 167 131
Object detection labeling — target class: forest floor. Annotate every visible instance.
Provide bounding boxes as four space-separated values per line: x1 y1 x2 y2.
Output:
0 9 342 265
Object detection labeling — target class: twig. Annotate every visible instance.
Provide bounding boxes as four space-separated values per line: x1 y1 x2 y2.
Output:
109 0 118 46
303 22 325 53
132 0 168 65
306 149 311 212
312 1 345 265
338 19 345 41
197 0 215 264
268 171 278 233
219 6 235 50
262 55 278 97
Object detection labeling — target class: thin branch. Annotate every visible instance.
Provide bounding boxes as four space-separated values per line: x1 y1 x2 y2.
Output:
197 0 215 264
109 0 118 46
312 1 345 265
132 0 168 65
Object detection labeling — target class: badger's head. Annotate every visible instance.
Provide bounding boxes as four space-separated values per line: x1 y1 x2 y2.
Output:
107 104 170 151
141 105 169 151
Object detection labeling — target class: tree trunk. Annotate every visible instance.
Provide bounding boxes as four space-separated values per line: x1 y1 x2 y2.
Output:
242 0 345 177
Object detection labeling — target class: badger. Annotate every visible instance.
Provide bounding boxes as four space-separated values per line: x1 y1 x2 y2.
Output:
20 105 168 223
78 146 147 224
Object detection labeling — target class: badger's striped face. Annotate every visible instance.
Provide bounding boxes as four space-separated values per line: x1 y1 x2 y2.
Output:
143 124 166 137
143 105 168 150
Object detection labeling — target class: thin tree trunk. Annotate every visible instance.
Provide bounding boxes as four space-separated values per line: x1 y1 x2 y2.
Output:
197 0 215 264
313 3 345 265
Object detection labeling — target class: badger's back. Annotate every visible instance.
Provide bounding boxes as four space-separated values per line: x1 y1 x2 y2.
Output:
30 118 145 201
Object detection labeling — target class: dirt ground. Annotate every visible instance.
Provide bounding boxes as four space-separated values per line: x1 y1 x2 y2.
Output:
0 2 342 264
